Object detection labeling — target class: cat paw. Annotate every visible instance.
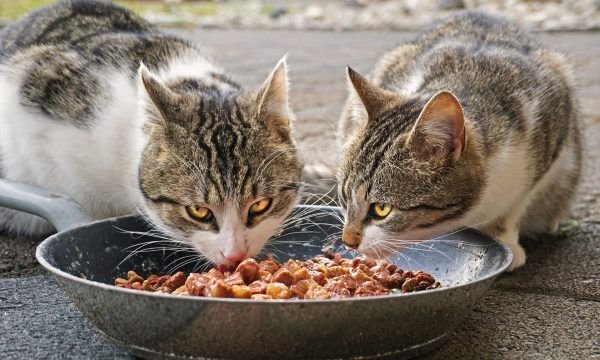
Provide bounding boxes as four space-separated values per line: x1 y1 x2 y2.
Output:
506 242 527 272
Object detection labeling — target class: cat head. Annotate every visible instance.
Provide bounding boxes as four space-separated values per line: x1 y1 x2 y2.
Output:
337 67 485 258
136 58 302 268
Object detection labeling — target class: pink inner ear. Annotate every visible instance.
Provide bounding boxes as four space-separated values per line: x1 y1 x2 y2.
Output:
410 91 466 162
257 59 291 137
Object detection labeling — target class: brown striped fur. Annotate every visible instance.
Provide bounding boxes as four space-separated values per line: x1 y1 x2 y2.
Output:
0 1 302 268
337 11 582 270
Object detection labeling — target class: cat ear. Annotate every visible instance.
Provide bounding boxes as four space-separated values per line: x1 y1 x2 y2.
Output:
407 91 466 162
346 66 399 120
256 56 293 138
137 62 179 125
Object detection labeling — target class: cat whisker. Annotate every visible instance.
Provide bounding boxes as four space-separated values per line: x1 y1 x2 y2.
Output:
429 219 492 241
119 238 186 250
163 253 206 273
192 260 213 274
116 241 194 268
127 201 191 244
165 256 205 274
371 236 481 262
375 242 424 270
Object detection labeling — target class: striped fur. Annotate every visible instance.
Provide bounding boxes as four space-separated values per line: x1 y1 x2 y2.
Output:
338 11 582 270
0 1 302 267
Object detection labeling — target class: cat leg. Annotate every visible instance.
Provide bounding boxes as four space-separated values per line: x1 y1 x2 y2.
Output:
490 140 581 270
487 218 527 272
484 190 537 271
498 226 527 272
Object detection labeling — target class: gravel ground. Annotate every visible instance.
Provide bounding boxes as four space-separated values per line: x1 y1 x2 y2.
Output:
1 29 599 358
136 0 600 31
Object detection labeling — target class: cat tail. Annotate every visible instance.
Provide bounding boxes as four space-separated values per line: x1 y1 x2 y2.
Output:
301 163 339 206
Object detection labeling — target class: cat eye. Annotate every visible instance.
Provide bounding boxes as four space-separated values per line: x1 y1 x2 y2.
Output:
186 205 213 222
369 203 392 219
249 198 272 217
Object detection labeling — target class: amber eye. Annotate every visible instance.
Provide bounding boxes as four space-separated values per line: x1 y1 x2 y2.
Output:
186 205 212 222
249 198 272 216
369 203 392 219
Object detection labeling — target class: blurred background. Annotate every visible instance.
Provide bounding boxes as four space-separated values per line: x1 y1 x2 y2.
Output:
1 0 599 31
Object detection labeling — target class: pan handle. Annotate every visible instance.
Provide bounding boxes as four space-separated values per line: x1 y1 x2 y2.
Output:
0 179 94 232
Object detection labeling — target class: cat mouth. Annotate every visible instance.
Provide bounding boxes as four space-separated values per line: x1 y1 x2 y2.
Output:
217 246 251 269
216 264 232 272
216 259 238 271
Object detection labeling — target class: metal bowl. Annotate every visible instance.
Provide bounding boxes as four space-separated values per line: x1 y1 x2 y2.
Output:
0 179 511 359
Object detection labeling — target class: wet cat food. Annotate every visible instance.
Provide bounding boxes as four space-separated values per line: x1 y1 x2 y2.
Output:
114 253 441 299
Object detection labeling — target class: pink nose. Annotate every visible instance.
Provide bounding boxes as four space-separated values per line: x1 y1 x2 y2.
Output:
224 251 247 262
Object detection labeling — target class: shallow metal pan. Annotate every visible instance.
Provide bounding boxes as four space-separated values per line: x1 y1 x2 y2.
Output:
0 179 511 359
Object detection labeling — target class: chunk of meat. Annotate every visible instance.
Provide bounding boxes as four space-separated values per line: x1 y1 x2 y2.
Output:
207 269 225 279
349 268 371 283
172 285 189 295
258 258 280 274
251 294 274 300
209 280 234 298
304 283 331 299
266 282 291 299
401 278 419 293
293 267 310 281
163 272 186 289
236 258 260 284
248 280 268 295
224 272 246 286
185 273 211 296
324 275 356 297
309 270 327 286
232 285 252 299
272 268 295 286
354 280 388 297
258 270 273 283
323 265 348 278
290 280 311 298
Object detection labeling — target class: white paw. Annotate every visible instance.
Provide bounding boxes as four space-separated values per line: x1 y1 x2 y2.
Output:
506 242 527 272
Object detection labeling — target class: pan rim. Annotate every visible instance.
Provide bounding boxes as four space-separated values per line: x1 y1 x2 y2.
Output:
35 207 513 305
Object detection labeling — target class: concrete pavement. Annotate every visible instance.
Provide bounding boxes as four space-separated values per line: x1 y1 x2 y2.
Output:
1 29 599 359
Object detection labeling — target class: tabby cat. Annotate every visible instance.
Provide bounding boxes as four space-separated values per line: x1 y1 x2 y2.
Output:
337 11 581 270
0 1 303 268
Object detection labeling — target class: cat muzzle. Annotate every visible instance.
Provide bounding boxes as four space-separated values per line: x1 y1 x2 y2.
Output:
342 230 361 249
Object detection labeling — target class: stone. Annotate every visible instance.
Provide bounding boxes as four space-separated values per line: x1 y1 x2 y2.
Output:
437 0 466 10
269 5 286 19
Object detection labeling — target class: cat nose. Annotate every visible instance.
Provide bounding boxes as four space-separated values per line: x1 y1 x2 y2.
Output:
342 230 361 249
224 251 247 262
